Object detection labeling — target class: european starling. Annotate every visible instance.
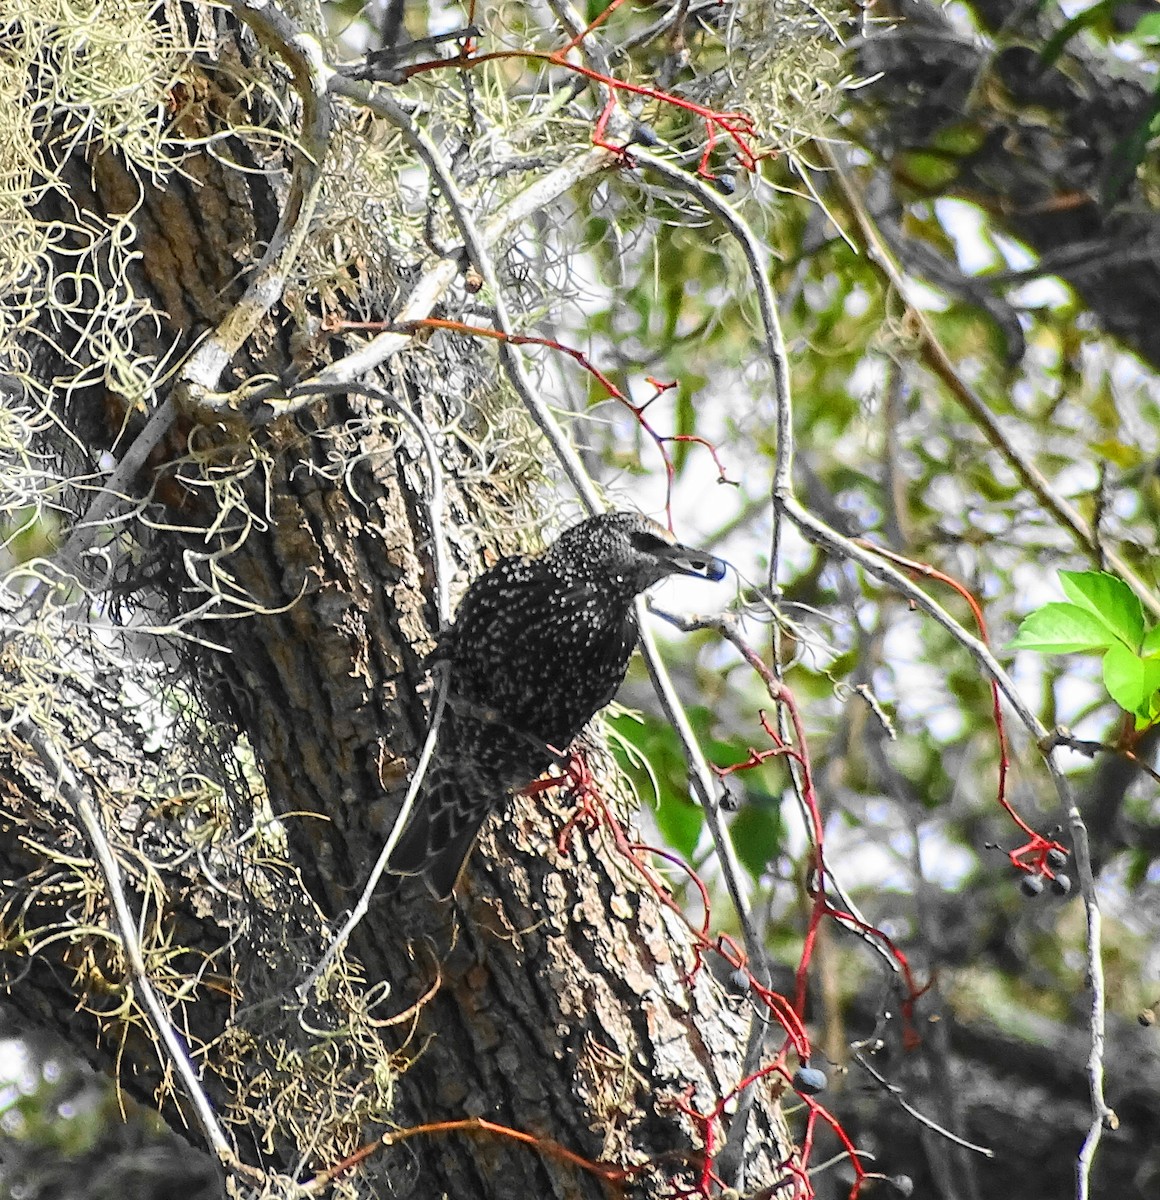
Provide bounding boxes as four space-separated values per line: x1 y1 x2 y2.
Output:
387 511 726 898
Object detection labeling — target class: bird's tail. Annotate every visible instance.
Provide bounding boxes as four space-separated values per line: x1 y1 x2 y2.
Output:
386 762 496 900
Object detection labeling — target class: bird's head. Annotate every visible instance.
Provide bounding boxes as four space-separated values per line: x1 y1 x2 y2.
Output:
549 511 726 592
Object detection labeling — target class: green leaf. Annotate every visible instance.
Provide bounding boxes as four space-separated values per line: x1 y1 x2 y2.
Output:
928 123 986 157
1125 845 1153 891
1143 625 1160 656
653 790 705 861
608 711 705 859
1058 570 1144 649
1129 12 1160 45
1091 438 1144 470
1101 644 1160 716
1038 0 1117 68
1143 687 1160 731
1009 603 1122 652
729 802 784 881
897 149 961 190
672 383 695 475
1101 78 1160 208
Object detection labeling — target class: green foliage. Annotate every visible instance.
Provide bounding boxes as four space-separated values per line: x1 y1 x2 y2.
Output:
610 707 785 879
1030 1 1160 205
0 1047 216 1199
611 710 704 859
1038 0 1124 68
728 800 785 880
1012 570 1160 725
1 507 60 565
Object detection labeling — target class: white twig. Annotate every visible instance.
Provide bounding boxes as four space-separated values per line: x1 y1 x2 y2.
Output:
288 143 614 391
632 149 794 496
297 678 447 1000
852 1051 994 1158
637 611 772 1191
14 718 233 1163
629 149 814 1190
292 377 451 995
1068 780 1118 1200
305 259 459 390
182 0 334 399
637 616 760 931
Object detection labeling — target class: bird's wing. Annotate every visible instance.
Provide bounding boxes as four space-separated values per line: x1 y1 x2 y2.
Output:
387 754 503 900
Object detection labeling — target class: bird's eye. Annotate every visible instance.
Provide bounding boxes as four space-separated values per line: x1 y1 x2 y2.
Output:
629 531 671 553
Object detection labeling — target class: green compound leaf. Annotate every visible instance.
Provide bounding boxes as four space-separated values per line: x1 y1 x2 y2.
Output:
1102 644 1160 720
1059 570 1144 649
1010 602 1122 653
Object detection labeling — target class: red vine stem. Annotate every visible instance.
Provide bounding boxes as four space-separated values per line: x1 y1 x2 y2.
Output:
401 47 764 172
703 617 931 1036
386 316 735 525
854 540 1068 873
558 0 632 52
312 1116 638 1193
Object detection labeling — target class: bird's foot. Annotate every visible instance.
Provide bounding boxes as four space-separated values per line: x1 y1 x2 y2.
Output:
554 752 606 855
523 751 605 855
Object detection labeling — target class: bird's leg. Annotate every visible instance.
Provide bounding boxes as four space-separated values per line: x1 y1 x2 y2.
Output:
520 748 603 853
524 749 608 856
521 744 579 805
